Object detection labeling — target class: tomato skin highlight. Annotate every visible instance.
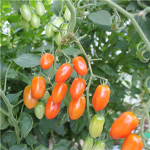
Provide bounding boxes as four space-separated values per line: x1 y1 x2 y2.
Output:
55 63 73 83
110 111 139 139
35 2 45 16
45 96 61 119
23 85 38 109
70 78 85 100
92 140 105 150
31 76 46 99
69 95 86 120
72 56 88 76
82 137 93 150
52 83 68 103
20 4 31 21
89 114 105 138
92 84 110 111
40 53 54 69
121 134 143 150
34 102 45 119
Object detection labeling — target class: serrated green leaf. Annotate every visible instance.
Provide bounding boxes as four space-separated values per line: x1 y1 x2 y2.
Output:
50 1 61 16
25 134 38 146
35 144 49 150
9 144 29 150
19 112 33 138
63 47 81 56
53 139 70 150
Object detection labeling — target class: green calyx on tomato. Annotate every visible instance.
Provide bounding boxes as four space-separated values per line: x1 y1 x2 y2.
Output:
30 13 40 28
89 114 105 138
92 140 105 150
82 137 93 150
46 23 55 38
0 111 9 130
20 4 31 21
52 17 64 31
21 18 30 29
41 91 50 102
35 2 45 16
34 102 45 119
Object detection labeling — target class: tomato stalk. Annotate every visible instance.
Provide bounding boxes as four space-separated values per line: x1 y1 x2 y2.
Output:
101 0 150 52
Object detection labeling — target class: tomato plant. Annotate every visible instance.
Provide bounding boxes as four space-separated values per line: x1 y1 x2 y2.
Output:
40 53 54 69
92 84 110 111
35 2 45 16
89 114 105 138
45 23 55 37
21 18 30 29
52 83 68 103
23 85 38 109
41 91 50 102
20 4 31 21
52 17 64 31
92 140 105 150
30 13 40 28
45 96 61 119
82 137 93 150
0 111 9 130
55 63 73 83
121 134 143 150
31 76 46 99
110 111 139 139
34 102 45 119
70 78 85 100
72 56 88 76
68 95 86 120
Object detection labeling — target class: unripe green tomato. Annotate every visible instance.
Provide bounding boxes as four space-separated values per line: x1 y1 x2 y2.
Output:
0 111 9 130
82 137 93 150
55 32 62 46
92 140 105 150
64 6 76 21
89 114 105 138
30 13 40 28
62 23 68 36
35 2 45 16
52 17 64 31
34 102 45 119
20 4 31 21
41 91 50 102
45 23 55 37
21 18 30 29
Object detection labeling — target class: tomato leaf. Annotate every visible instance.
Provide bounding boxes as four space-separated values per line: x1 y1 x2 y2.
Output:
53 139 70 150
9 144 29 150
13 54 40 68
19 112 33 138
2 131 16 145
35 144 49 150
50 1 61 16
25 134 38 146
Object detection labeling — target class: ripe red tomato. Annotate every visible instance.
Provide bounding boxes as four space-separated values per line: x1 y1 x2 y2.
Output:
45 96 61 119
55 63 73 83
70 78 85 100
23 85 38 109
72 56 88 76
68 95 86 120
52 83 68 103
121 134 143 150
31 76 46 99
40 53 54 69
110 111 139 139
92 84 110 111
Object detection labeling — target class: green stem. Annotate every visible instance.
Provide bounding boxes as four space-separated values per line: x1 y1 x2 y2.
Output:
64 0 76 32
101 0 150 51
12 99 23 108
0 89 20 144
57 49 71 63
137 0 147 9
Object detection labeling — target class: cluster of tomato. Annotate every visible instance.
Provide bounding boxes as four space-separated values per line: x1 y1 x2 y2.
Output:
20 2 45 29
110 111 143 150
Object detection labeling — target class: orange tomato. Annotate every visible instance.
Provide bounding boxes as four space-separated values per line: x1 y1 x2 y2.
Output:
31 76 46 99
55 63 73 83
110 111 139 139
69 95 86 120
45 96 61 119
52 83 68 103
92 84 110 111
72 56 88 76
40 53 54 69
70 78 85 100
23 85 38 109
121 134 143 150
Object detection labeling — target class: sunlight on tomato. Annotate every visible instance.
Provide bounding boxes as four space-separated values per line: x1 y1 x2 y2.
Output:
35 2 45 16
20 4 31 21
